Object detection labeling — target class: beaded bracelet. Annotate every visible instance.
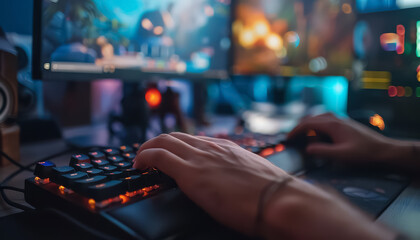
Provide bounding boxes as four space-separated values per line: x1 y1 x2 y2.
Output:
255 176 293 236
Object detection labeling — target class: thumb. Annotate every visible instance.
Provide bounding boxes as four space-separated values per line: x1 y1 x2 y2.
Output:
306 143 345 159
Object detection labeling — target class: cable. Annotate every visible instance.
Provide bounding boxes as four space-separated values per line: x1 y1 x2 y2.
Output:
44 208 119 240
0 186 25 193
0 187 33 211
0 147 76 212
0 150 30 171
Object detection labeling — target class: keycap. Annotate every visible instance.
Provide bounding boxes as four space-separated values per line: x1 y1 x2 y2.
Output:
122 175 145 192
52 166 75 176
122 153 136 162
113 162 132 170
70 154 90 166
132 143 141 151
99 165 118 173
107 156 124 164
123 168 141 177
56 172 89 187
84 180 126 201
88 151 106 160
72 175 108 192
86 169 104 177
91 159 110 168
103 148 120 156
34 161 56 179
102 171 125 180
119 145 134 154
74 163 94 172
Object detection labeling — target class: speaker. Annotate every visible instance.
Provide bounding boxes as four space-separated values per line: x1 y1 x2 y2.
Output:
0 29 20 167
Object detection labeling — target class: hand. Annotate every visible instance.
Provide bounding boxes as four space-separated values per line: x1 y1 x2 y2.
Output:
133 132 396 239
133 132 289 235
287 113 401 164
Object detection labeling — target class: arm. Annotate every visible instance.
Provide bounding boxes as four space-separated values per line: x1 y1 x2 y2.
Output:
134 132 397 239
288 113 420 172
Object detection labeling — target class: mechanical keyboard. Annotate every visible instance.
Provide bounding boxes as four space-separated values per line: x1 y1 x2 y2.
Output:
24 135 410 239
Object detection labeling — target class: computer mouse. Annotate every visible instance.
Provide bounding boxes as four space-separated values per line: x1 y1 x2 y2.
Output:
281 130 333 150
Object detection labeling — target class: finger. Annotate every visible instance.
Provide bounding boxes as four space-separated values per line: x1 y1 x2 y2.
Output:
169 132 217 149
133 148 190 179
196 136 239 147
287 118 335 140
138 134 203 159
306 143 346 159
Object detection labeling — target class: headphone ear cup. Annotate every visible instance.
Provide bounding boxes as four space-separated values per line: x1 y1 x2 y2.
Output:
0 79 13 124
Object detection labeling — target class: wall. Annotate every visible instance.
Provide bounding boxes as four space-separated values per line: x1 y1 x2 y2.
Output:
0 0 33 34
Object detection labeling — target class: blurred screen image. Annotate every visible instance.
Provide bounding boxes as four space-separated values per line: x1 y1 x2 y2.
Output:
232 0 355 76
40 0 232 79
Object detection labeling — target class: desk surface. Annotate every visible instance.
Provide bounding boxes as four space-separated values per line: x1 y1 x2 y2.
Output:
1 138 420 239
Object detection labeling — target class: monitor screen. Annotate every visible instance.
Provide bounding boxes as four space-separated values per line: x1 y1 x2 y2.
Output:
356 0 420 13
349 5 420 137
33 0 233 81
231 0 356 76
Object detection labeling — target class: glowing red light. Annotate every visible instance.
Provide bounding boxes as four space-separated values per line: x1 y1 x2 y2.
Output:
275 144 285 152
388 86 397 97
260 148 275 157
145 89 162 108
397 86 405 97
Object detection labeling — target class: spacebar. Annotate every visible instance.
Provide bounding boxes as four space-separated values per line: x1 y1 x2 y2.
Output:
102 188 213 240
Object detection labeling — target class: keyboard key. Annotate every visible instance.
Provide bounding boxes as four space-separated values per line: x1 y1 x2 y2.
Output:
70 154 90 166
72 175 108 192
122 153 136 162
74 163 94 172
85 180 126 201
91 159 110 168
88 151 106 160
119 145 134 154
113 162 132 170
86 169 104 177
103 148 120 156
102 171 125 180
34 161 56 179
52 166 75 176
107 156 124 164
122 175 145 192
56 172 89 187
99 165 118 173
123 168 141 177
132 143 141 151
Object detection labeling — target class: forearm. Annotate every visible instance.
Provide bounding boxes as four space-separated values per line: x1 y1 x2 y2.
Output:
259 179 397 240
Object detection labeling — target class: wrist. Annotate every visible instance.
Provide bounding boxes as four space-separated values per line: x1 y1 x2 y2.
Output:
259 178 397 240
381 139 420 171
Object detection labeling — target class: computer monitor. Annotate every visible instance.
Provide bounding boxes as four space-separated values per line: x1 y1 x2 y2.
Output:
231 0 356 77
32 0 233 81
348 1 420 137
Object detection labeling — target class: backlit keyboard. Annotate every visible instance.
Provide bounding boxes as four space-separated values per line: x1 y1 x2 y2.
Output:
24 134 409 239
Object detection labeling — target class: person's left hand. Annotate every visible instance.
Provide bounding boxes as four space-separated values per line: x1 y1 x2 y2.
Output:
133 132 289 235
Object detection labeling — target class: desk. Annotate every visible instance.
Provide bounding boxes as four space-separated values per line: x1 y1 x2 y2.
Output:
1 138 420 239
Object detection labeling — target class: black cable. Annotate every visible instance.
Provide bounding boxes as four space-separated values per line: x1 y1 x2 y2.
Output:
0 147 76 213
0 186 25 193
0 187 33 211
44 208 119 240
0 150 30 171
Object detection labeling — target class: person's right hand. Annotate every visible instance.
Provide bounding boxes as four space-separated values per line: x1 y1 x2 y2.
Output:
287 113 404 164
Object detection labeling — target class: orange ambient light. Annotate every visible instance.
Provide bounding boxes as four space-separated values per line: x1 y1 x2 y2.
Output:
260 148 275 157
119 195 129 204
370 114 385 131
145 88 162 108
307 130 317 137
275 144 285 152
